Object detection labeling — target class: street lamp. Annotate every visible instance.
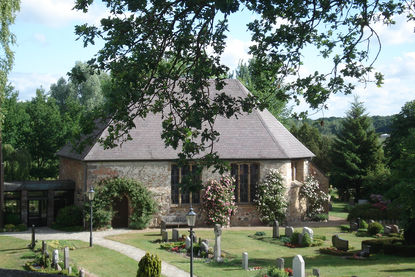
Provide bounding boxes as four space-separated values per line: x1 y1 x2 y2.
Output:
87 187 95 247
186 207 197 277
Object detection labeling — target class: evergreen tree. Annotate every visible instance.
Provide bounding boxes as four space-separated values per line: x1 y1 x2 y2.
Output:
330 98 384 200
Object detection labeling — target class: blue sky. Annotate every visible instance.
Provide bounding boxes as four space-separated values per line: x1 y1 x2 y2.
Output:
9 0 415 119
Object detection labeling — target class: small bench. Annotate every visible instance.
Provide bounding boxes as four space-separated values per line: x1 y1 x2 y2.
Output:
160 216 187 232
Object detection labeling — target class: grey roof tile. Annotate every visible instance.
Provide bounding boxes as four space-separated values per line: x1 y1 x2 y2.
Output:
57 79 314 161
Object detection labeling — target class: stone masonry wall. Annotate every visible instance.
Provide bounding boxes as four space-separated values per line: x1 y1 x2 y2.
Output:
59 157 86 205
62 159 308 227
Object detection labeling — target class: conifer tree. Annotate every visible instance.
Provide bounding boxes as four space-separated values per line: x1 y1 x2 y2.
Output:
330 97 384 200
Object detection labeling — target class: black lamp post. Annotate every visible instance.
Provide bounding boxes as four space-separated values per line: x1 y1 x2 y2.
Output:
87 187 95 247
186 207 197 277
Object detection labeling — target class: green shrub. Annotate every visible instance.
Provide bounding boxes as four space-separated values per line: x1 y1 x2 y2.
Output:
313 213 328 222
290 231 301 245
4 224 15 231
5 213 21 225
361 238 402 253
86 177 157 229
254 231 266 236
301 233 312 247
368 222 384 235
348 203 401 221
360 219 368 229
339 225 350 232
403 220 415 245
16 224 27 231
257 266 289 277
137 252 161 277
55 205 83 227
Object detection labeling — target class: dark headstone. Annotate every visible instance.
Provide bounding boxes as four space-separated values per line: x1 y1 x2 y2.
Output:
276 258 284 270
350 221 359 231
30 225 36 249
332 234 349 251
313 268 320 277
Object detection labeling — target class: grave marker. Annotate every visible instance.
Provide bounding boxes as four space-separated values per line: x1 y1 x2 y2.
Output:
172 229 179 242
285 226 294 238
276 258 284 270
214 224 222 262
64 247 70 270
161 230 168 242
293 255 305 277
273 220 280 238
242 252 248 270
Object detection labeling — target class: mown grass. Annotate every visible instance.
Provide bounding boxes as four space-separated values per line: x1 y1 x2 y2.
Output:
0 236 138 277
107 227 415 277
330 201 349 220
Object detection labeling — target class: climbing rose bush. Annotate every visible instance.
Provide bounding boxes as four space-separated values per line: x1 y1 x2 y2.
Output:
254 169 287 224
201 176 237 226
299 175 329 220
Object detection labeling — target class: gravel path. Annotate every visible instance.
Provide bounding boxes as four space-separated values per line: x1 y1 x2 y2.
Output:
0 227 190 277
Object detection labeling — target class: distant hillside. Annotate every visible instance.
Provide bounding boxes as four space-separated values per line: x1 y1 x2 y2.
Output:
289 115 394 137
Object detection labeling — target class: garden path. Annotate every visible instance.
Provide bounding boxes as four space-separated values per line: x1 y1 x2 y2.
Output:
0 227 191 277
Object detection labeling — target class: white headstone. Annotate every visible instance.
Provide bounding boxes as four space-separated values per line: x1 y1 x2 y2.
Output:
302 227 314 240
242 252 248 270
293 255 305 277
79 269 85 277
276 257 284 270
273 220 280 238
185 236 191 250
285 226 294 237
52 249 59 266
64 247 69 269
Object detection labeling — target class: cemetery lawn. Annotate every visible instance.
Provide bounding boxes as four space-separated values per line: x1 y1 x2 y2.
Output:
107 227 415 277
0 236 138 277
329 201 349 219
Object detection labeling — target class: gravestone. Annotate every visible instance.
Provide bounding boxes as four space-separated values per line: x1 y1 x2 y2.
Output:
285 226 294 238
42 241 46 255
384 226 392 234
391 225 400 233
64 247 69 270
161 230 168 242
193 234 197 243
160 221 166 234
357 217 362 228
214 224 222 262
369 219 375 224
360 245 371 257
52 249 59 267
68 266 72 275
276 258 284 270
302 227 314 241
273 220 280 238
185 236 191 250
172 229 179 242
312 268 320 277
242 252 248 270
30 225 36 249
79 269 85 277
200 241 209 253
293 255 305 277
350 220 359 231
332 234 349 251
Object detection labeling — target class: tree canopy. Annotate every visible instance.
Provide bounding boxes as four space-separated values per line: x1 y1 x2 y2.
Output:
74 0 413 172
330 97 384 200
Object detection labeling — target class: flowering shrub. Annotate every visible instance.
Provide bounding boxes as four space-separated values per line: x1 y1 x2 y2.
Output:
254 169 287 224
201 176 237 226
299 176 329 220
370 194 389 211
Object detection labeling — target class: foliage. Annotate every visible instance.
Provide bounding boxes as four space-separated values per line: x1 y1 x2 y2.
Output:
137 252 161 277
2 143 31 181
73 0 411 180
236 60 290 125
201 176 237 226
256 266 289 277
85 177 157 229
361 168 392 199
254 169 287 224
347 203 401 221
360 220 369 229
254 231 265 237
299 176 329 221
339 225 350 232
314 213 328 222
55 205 83 227
290 122 333 173
319 247 354 256
367 222 384 236
330 98 385 200
403 220 415 245
301 233 312 247
290 232 301 245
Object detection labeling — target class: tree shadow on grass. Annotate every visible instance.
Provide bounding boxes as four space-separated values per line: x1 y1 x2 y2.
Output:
381 268 415 273
0 247 28 252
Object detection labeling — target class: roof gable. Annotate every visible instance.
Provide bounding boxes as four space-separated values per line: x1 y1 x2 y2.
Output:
57 79 314 161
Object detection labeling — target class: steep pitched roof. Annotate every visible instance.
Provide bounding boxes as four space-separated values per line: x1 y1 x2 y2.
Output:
57 79 314 161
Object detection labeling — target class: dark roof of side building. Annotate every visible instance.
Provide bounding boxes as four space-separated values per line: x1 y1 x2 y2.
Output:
57 79 314 161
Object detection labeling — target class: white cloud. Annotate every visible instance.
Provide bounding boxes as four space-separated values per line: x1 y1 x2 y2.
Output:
373 14 415 45
8 72 61 100
18 0 108 28
221 37 252 71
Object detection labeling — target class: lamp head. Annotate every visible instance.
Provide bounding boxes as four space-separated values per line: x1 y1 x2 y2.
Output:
87 187 95 201
186 207 197 227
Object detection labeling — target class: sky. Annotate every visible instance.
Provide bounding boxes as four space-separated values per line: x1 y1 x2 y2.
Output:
8 0 415 119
